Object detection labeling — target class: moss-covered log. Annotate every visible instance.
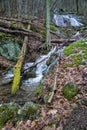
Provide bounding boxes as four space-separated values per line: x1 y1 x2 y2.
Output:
11 36 28 94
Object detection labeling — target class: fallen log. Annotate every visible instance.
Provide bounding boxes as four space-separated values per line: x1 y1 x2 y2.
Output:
0 26 43 39
51 38 76 44
12 35 28 94
0 17 63 39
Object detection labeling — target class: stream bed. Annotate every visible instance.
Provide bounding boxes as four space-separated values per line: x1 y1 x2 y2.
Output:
0 45 64 104
0 13 86 104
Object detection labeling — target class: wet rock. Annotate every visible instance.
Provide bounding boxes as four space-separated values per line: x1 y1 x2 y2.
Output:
23 71 36 80
18 102 40 119
62 81 78 100
0 102 21 127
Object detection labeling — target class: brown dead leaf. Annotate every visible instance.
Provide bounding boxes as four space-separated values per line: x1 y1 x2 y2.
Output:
47 109 57 115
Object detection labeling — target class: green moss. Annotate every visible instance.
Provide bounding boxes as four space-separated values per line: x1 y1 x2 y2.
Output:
74 54 83 65
0 103 20 127
18 102 40 119
83 51 87 59
46 56 53 66
36 82 43 95
10 21 18 28
0 32 14 38
66 63 74 67
40 30 46 35
62 81 78 100
50 24 57 31
64 38 87 66
64 38 87 56
66 54 84 67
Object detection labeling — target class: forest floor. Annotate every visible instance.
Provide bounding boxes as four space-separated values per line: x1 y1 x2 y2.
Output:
2 51 87 130
1 24 87 130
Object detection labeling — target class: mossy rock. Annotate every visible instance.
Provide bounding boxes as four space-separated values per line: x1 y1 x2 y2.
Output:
46 56 53 66
36 82 43 95
0 102 20 128
0 38 21 61
18 102 40 119
23 71 36 79
62 81 78 100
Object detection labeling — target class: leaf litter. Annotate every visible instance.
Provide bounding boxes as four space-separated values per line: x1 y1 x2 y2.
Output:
2 50 87 130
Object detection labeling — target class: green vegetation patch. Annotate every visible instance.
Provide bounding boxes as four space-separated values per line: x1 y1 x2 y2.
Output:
36 82 43 95
0 102 20 128
62 81 78 100
64 38 87 66
18 102 40 119
50 24 57 31
0 102 40 128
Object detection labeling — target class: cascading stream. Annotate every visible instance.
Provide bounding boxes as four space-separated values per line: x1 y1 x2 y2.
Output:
53 13 83 27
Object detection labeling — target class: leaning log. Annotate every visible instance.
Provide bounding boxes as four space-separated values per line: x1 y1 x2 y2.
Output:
12 35 28 94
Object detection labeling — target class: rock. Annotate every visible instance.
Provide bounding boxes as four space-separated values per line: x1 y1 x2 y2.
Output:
18 102 40 119
23 70 36 80
0 102 21 127
0 38 20 61
62 81 78 100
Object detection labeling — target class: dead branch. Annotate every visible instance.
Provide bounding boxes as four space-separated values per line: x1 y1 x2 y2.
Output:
48 57 59 103
0 26 42 39
51 38 76 43
0 17 64 39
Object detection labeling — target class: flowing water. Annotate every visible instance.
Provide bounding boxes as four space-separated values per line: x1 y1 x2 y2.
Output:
0 12 84 104
53 14 83 27
0 45 64 104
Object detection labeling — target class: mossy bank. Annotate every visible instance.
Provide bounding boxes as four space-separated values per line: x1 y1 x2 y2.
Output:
64 38 87 67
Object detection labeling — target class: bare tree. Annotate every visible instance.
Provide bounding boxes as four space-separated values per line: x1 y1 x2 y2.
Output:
45 0 51 47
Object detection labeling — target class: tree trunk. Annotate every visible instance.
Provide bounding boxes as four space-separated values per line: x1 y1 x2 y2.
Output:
45 0 51 46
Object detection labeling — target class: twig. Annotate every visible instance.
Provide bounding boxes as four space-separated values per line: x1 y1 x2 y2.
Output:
48 57 59 103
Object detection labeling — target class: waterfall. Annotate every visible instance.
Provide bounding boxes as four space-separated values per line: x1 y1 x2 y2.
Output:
53 14 83 27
